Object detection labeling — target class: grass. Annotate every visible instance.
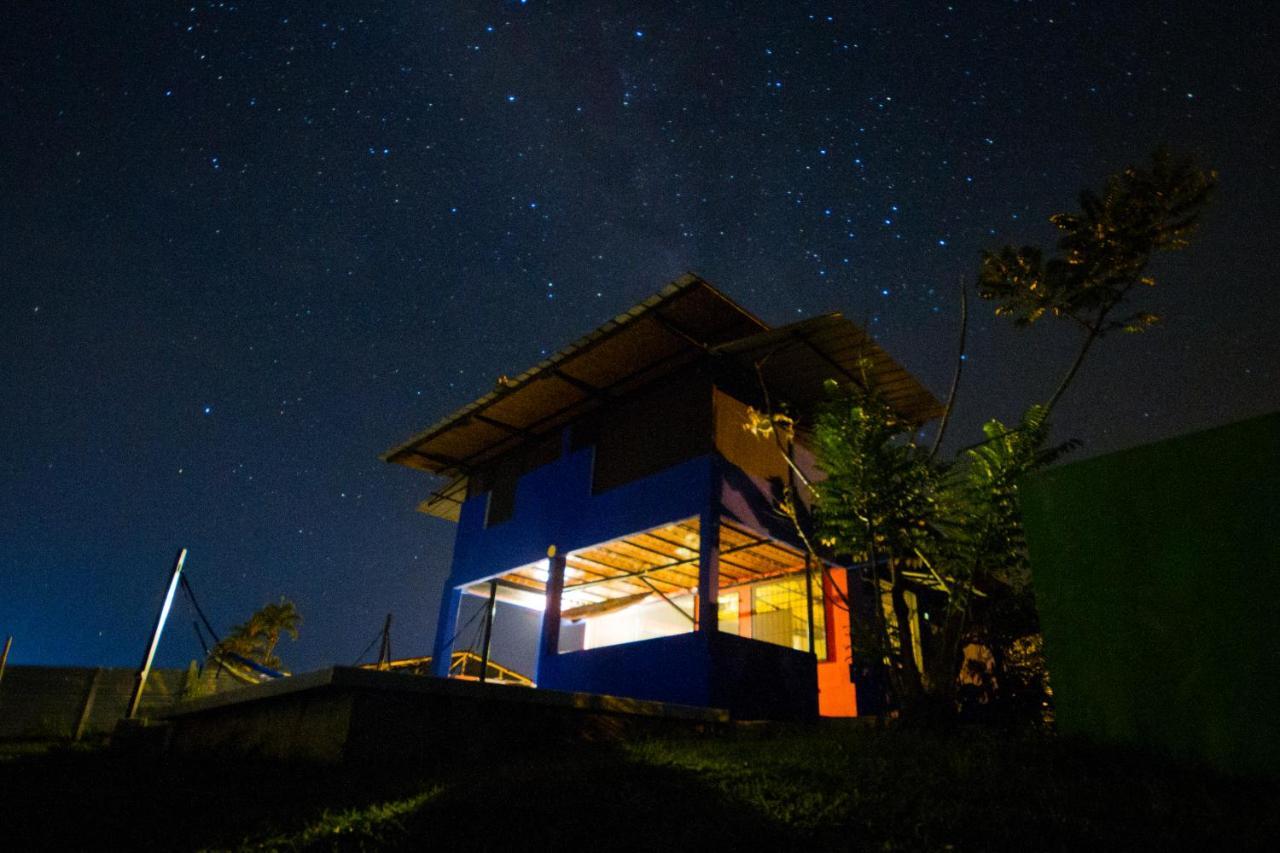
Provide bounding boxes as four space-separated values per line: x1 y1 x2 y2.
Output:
626 724 1280 850
250 787 445 849
1 723 1275 851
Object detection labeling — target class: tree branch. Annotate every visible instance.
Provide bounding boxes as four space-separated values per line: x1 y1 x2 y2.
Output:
929 279 968 460
1045 319 1102 414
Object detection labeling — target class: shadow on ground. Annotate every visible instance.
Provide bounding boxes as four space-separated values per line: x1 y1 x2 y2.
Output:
0 740 790 852
2 725 1277 851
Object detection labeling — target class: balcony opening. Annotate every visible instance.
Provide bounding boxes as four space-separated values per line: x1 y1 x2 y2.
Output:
477 516 829 659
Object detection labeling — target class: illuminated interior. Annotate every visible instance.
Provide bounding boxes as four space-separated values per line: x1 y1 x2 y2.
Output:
461 516 829 659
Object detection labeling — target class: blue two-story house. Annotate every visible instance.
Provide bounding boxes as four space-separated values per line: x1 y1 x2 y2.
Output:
382 275 942 719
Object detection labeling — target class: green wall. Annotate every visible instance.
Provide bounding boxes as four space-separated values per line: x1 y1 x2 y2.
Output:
1021 412 1280 776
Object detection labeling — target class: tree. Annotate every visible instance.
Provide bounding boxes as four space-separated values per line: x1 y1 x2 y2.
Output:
210 596 302 672
977 148 1216 412
957 147 1215 719
753 148 1214 724
934 405 1078 722
811 375 943 713
808 385 1079 723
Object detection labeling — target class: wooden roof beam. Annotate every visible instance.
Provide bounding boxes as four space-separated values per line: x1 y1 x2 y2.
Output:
789 327 865 389
640 577 696 624
566 536 779 591
472 413 534 438
650 309 709 350
405 449 468 470
549 367 608 398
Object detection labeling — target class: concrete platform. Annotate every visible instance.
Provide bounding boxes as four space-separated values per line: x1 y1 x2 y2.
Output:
152 667 729 764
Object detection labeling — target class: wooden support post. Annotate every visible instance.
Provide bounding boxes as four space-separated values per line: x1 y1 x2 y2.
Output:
478 580 498 683
697 506 721 633
73 667 103 741
805 553 817 655
783 430 817 655
538 548 566 663
128 548 188 719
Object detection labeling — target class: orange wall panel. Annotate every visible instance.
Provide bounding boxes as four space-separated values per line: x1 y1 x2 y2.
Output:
818 567 858 716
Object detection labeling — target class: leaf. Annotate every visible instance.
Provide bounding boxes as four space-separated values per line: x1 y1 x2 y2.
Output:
1121 312 1161 333
980 149 1213 338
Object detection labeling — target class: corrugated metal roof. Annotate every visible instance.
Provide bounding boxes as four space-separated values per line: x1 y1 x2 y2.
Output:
381 273 767 477
712 313 945 424
384 275 944 518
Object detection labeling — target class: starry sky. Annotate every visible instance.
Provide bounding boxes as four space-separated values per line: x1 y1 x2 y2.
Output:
3 2 1277 675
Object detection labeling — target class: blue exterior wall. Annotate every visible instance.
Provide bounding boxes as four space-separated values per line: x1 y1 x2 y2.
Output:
538 631 818 720
428 431 822 719
430 588 464 677
449 446 714 588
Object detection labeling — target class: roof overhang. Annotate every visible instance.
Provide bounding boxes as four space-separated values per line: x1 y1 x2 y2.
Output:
711 313 945 425
384 275 944 522
381 274 767 479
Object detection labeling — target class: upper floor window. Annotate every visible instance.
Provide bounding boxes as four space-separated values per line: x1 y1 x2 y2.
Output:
473 433 561 527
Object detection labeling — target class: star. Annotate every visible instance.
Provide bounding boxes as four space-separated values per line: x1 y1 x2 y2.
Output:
3 0 1272 680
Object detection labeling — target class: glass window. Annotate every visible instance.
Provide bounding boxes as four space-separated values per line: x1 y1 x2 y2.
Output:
748 573 826 658
718 591 740 635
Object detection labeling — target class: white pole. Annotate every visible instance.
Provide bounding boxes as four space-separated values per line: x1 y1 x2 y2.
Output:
127 548 188 719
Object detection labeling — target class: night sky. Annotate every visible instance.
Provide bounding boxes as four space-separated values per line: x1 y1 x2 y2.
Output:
3 2 1277 675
